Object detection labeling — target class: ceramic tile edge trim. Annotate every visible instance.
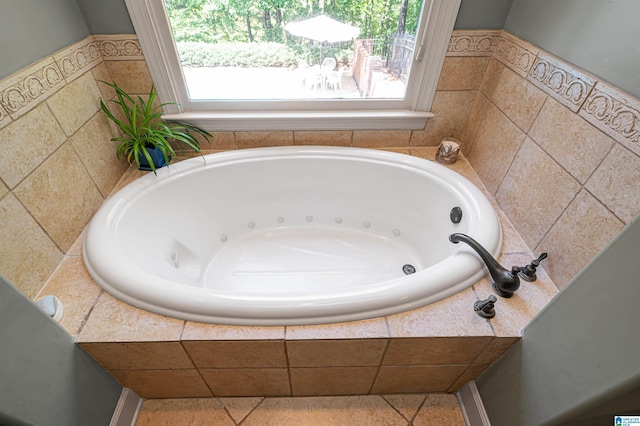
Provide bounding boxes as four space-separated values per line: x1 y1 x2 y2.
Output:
492 31 539 77
93 35 144 61
53 37 104 84
0 56 66 121
447 30 501 57
482 30 640 163
578 82 640 156
0 34 142 129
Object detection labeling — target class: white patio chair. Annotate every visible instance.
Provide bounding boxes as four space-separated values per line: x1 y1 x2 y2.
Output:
325 70 343 91
320 58 337 90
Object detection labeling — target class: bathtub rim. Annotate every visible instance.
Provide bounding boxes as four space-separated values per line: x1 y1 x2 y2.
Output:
83 146 502 325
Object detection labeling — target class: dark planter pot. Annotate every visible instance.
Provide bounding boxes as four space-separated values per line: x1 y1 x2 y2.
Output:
136 146 171 171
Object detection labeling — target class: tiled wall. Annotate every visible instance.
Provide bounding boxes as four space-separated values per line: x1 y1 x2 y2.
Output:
0 36 143 298
3 29 639 298
454 31 640 288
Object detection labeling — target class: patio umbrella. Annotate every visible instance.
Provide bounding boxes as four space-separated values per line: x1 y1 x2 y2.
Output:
284 15 360 44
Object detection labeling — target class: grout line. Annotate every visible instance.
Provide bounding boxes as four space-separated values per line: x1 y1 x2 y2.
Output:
236 397 265 425
283 338 294 396
367 338 391 394
379 394 420 424
75 289 104 340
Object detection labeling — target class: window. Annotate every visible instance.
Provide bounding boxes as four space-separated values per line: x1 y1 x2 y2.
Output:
124 0 461 130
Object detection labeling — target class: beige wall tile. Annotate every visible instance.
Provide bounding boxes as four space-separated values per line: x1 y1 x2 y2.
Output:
294 130 352 146
36 256 101 336
46 72 103 136
0 195 63 298
77 292 185 342
287 339 387 367
200 131 237 150
413 394 466 425
538 190 624 288
286 316 389 340
586 144 640 224
111 369 212 398
235 131 293 148
182 322 284 340
460 93 489 153
492 68 547 132
372 365 467 393
498 209 532 255
70 112 128 197
467 103 526 194
14 143 104 252
0 180 8 199
496 139 581 249
290 367 378 396
183 340 287 368
352 130 411 147
91 63 116 100
411 91 476 147
200 368 290 397
0 103 67 188
437 57 490 91
529 98 613 184
104 60 153 95
242 395 406 425
80 342 194 370
136 399 235 426
474 337 519 365
448 364 489 392
385 288 494 337
382 337 491 366
479 58 505 99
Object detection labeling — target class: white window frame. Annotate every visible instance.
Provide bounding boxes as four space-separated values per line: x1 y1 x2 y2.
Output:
124 0 461 131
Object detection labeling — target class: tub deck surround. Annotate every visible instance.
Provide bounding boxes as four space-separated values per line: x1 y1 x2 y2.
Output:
82 146 502 325
38 147 558 398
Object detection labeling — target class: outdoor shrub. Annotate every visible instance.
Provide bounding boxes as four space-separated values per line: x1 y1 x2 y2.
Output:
177 42 303 68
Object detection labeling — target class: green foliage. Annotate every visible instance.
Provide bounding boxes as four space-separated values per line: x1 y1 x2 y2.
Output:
178 42 302 67
99 81 211 172
164 0 422 44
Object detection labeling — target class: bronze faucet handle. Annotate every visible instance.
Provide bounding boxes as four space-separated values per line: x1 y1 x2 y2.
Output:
518 253 548 282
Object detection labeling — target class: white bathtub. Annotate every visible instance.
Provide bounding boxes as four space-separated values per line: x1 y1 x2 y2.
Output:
83 147 501 325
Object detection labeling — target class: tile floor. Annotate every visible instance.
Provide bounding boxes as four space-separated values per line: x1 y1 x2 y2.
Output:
135 393 466 425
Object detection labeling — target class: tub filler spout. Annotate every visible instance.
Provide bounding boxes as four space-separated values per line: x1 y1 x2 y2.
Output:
449 233 520 298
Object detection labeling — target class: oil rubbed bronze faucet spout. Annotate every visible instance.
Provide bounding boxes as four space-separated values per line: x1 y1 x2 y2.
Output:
449 233 521 298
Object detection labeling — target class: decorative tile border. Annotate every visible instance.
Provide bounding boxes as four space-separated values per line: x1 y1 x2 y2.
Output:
493 32 539 77
579 82 640 155
0 103 11 130
448 31 500 57
94 35 144 61
53 38 103 83
527 52 596 113
0 35 142 121
0 58 65 120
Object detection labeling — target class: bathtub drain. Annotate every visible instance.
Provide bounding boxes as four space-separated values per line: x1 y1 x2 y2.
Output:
403 264 416 275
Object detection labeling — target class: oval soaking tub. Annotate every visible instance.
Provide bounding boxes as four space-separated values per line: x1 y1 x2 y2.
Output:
83 147 501 325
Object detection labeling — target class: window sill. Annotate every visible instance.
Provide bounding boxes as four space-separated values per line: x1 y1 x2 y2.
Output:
162 110 434 131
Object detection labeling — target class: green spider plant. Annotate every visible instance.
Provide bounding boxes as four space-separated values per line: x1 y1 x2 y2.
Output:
99 81 211 172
